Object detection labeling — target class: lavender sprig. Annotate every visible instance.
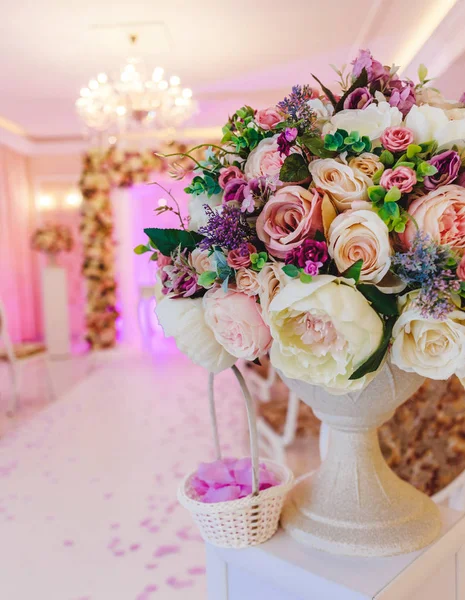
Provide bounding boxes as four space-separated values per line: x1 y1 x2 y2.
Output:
199 204 253 251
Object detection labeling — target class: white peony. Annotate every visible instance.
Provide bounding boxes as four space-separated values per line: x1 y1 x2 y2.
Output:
188 192 222 232
405 104 465 148
268 275 384 394
307 98 334 123
156 297 236 373
328 209 392 283
324 101 402 142
391 297 465 380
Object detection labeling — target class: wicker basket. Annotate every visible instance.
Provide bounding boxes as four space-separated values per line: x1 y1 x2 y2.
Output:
178 365 294 549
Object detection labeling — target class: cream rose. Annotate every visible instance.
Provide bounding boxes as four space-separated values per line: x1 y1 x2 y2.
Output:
257 262 289 324
328 209 392 283
400 184 465 252
391 298 465 380
309 158 368 212
189 248 214 274
349 152 383 181
235 268 261 296
156 297 236 373
268 276 384 393
405 104 465 148
307 98 334 124
324 101 402 142
188 192 222 232
244 135 285 181
204 287 272 361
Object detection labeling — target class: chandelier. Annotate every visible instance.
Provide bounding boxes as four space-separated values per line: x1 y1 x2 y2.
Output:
76 35 195 134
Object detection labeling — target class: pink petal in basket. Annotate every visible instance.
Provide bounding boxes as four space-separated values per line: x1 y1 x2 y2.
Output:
197 461 235 486
190 476 209 497
202 485 243 503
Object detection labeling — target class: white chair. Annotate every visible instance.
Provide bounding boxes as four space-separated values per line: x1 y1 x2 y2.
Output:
0 300 55 414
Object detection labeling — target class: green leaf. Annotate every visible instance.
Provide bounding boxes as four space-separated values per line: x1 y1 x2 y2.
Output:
417 161 438 177
372 168 384 185
144 228 204 257
418 63 428 83
314 230 326 242
349 318 395 380
302 135 336 158
134 244 150 255
282 264 300 278
198 271 217 288
406 144 422 159
341 259 363 283
357 284 399 316
335 68 369 112
311 73 338 108
394 161 416 169
385 186 401 202
367 185 387 204
379 150 394 167
379 202 400 224
279 153 309 182
300 272 313 283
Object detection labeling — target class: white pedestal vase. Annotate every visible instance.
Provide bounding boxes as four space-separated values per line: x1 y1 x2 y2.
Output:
41 255 71 358
279 362 441 557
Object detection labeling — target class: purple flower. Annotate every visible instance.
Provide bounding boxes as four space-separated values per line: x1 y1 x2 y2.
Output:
343 87 373 110
460 92 465 104
352 49 390 85
387 78 416 117
241 177 276 213
285 239 328 275
277 127 298 156
223 178 247 203
199 204 253 251
424 150 461 190
162 249 200 298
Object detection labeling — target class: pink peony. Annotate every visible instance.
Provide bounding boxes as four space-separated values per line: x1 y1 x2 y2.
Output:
157 253 172 268
380 126 414 153
380 166 417 194
255 107 284 131
227 243 257 269
203 287 272 361
256 186 323 259
218 166 244 190
400 184 465 252
458 255 465 281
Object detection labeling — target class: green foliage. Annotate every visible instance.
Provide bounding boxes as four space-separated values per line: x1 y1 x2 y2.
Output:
144 228 204 257
221 105 268 154
379 150 394 167
282 264 300 278
357 285 399 316
198 271 217 288
324 129 371 156
299 272 313 283
311 74 338 108
184 174 222 197
213 248 234 282
349 317 395 380
300 134 335 158
134 244 151 255
335 68 369 111
280 154 309 182
250 252 268 272
406 144 423 159
372 168 385 185
367 185 387 205
384 186 401 203
418 64 428 84
341 259 363 283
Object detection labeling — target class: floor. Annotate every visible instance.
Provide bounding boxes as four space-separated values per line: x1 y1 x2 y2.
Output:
0 342 251 600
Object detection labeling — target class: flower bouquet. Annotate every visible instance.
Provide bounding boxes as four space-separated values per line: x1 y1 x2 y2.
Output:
138 50 465 556
31 223 74 263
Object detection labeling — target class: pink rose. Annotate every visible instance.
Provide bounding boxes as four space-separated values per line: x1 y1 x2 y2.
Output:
255 107 284 131
458 255 465 281
203 287 272 361
380 166 417 194
157 253 171 268
218 166 244 190
380 126 414 153
227 243 257 269
244 135 285 181
256 185 323 258
400 184 465 251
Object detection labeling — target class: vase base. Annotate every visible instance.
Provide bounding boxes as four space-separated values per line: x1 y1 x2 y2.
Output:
281 475 441 557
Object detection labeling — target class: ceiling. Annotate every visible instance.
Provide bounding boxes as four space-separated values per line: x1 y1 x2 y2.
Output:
1 0 465 140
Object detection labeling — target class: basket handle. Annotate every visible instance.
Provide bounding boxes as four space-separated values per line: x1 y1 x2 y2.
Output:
208 365 260 497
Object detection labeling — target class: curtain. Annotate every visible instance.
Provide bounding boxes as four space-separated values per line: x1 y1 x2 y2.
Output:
0 144 41 341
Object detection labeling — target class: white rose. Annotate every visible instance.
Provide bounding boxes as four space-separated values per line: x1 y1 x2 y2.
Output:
405 104 465 148
235 268 261 296
188 248 214 274
328 209 392 283
309 158 368 211
244 134 285 180
391 302 465 380
324 101 402 142
269 275 384 393
188 192 222 232
307 98 334 123
156 297 236 373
